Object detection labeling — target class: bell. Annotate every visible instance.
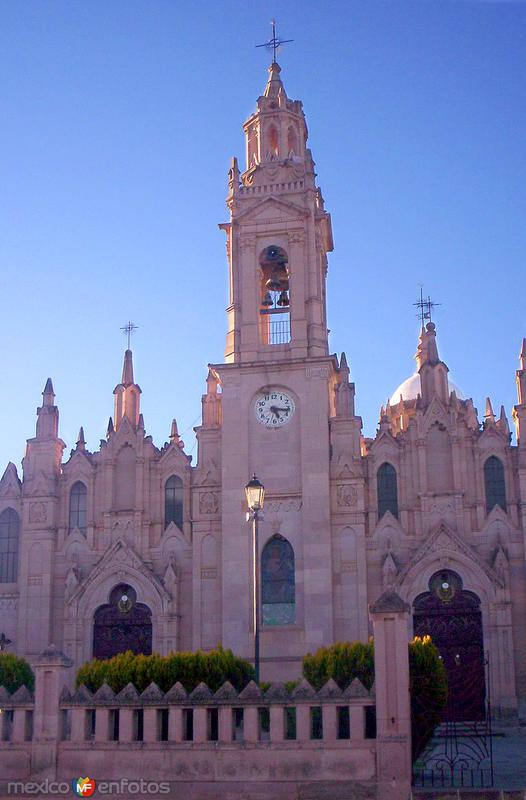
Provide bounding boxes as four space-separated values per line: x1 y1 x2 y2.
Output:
262 291 273 307
277 290 289 307
265 277 281 291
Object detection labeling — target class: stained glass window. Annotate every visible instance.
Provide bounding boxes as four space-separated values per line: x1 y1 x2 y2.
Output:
0 508 19 582
261 534 295 625
69 481 87 534
165 475 183 529
484 456 506 514
377 462 398 519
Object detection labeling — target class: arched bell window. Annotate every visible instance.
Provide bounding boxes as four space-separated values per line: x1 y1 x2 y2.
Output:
484 456 507 513
0 508 20 583
287 125 298 156
267 125 279 157
259 245 291 345
377 462 399 519
261 534 295 625
165 475 183 529
69 481 87 534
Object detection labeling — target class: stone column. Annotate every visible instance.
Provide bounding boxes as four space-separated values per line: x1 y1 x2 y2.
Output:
218 707 232 742
95 708 109 742
322 704 337 741
193 707 208 742
349 705 365 739
243 706 259 742
296 705 310 741
70 708 86 742
269 706 284 742
370 591 411 800
31 645 73 778
143 708 157 742
119 708 133 742
168 707 183 741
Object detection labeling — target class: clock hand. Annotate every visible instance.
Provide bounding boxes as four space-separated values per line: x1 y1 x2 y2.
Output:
270 406 289 414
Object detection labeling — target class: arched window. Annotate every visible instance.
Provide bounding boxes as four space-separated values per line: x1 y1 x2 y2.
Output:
484 456 506 513
0 508 20 583
267 125 278 156
287 125 298 156
261 535 295 625
259 245 290 345
165 475 183 529
69 481 87 534
377 462 399 519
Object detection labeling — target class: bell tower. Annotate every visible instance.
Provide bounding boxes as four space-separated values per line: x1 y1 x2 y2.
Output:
205 58 355 681
220 61 333 363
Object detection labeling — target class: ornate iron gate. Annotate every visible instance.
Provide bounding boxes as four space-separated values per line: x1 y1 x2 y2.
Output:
412 570 494 788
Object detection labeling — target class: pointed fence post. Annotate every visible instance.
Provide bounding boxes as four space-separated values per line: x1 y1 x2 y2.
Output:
369 591 411 800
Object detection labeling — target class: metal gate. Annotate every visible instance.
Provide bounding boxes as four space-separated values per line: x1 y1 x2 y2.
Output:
412 571 494 788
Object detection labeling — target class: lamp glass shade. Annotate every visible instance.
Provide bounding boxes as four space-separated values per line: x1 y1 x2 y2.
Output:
245 474 265 511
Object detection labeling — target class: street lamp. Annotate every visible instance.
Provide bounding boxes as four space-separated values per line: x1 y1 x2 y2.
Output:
245 474 265 684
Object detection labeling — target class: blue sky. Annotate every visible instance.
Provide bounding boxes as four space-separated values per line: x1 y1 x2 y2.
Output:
1 0 525 471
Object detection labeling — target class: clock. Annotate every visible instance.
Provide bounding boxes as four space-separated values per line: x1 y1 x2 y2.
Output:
255 390 295 427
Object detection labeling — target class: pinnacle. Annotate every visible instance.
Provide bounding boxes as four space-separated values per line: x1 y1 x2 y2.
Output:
121 349 134 386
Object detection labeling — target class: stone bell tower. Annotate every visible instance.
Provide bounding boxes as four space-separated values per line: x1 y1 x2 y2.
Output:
220 61 333 364
208 61 355 681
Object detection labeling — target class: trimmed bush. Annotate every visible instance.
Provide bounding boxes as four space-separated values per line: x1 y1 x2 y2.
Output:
302 636 447 761
409 635 448 759
303 640 374 691
0 653 35 693
75 646 255 694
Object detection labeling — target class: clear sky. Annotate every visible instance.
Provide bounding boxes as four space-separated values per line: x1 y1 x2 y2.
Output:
1 0 525 472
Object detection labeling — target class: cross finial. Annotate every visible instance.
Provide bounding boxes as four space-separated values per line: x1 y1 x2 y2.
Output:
120 321 138 350
413 286 441 327
256 19 293 63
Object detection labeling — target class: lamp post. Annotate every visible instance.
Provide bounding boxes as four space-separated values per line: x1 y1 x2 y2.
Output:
245 474 265 685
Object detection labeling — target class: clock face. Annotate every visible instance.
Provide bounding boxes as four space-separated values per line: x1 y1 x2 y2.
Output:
255 390 295 427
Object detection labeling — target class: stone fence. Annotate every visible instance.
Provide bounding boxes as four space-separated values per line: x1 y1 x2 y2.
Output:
0 592 412 800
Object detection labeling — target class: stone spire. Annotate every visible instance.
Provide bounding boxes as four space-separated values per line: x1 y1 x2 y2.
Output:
36 378 59 439
121 349 134 385
263 61 287 99
24 378 65 481
76 426 86 451
513 338 526 445
415 323 440 370
484 397 496 425
516 338 526 406
416 322 449 404
113 349 142 430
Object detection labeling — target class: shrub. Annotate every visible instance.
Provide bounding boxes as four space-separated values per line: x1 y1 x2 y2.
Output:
302 636 447 761
409 635 448 760
303 640 374 691
0 653 35 693
75 646 255 694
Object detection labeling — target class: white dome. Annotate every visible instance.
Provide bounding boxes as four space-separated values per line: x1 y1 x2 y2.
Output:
390 373 465 404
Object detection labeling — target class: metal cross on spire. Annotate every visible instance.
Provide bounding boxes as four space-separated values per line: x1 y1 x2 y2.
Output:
120 321 138 350
256 19 293 63
413 286 441 327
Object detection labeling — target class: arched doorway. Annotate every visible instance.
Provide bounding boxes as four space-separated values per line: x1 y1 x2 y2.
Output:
93 583 152 660
413 570 485 721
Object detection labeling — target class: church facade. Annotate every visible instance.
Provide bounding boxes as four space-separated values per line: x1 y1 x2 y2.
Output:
1 62 525 721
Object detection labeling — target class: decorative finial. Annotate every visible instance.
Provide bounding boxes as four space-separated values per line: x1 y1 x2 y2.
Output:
120 321 138 351
0 632 12 651
414 286 441 328
256 19 293 64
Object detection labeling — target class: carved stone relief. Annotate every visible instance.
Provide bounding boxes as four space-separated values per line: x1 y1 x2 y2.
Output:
199 491 219 514
337 484 357 507
29 501 47 523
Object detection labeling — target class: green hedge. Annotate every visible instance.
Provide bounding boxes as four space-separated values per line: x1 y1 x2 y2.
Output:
75 647 255 694
0 653 35 693
302 636 447 760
